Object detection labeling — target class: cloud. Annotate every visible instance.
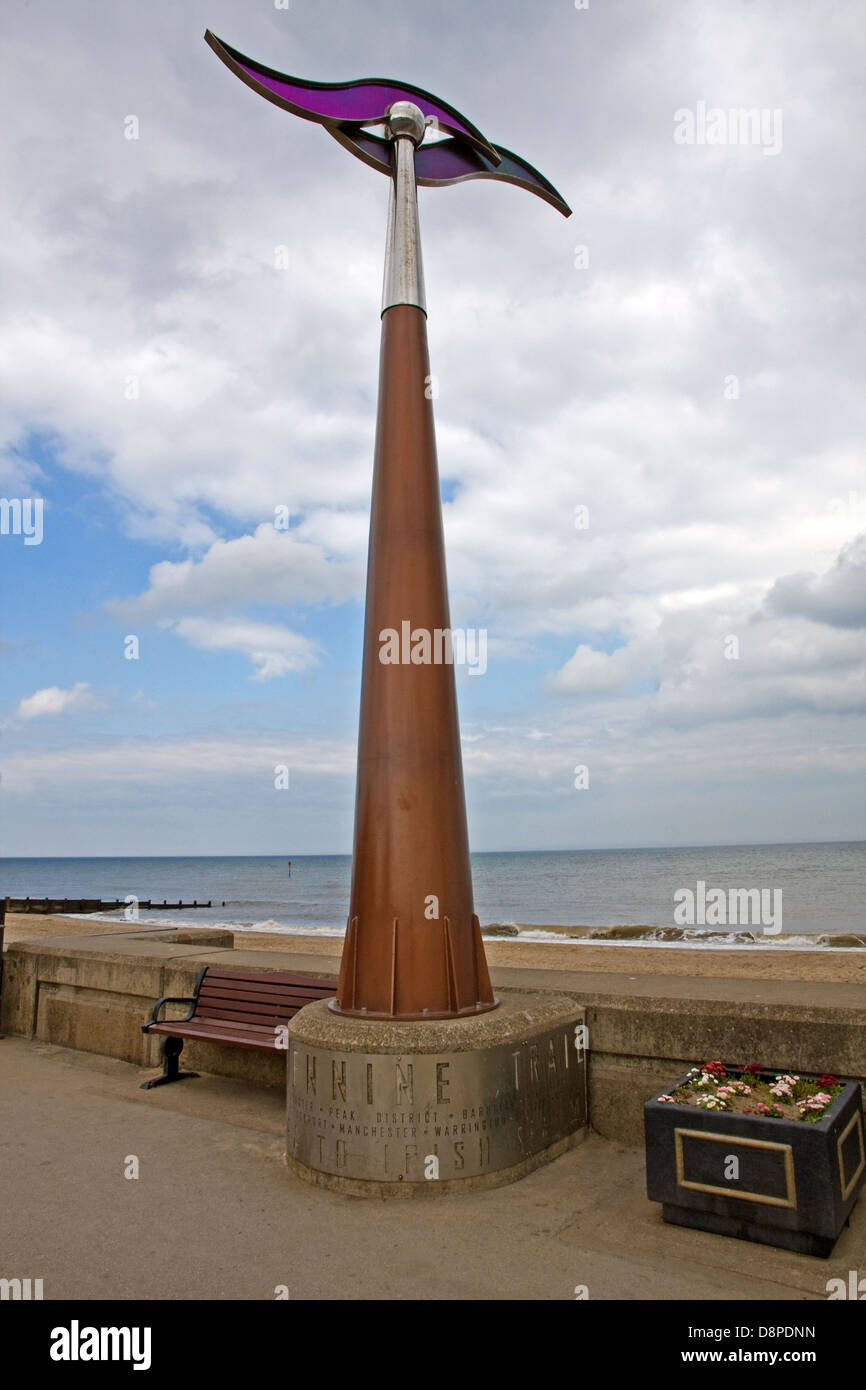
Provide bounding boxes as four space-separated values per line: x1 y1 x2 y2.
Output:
15 682 96 720
547 600 866 728
549 642 645 696
763 535 866 630
111 523 360 620
2 733 354 794
166 616 319 681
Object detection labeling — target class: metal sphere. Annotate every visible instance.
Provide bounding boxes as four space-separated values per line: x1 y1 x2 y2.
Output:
386 100 427 145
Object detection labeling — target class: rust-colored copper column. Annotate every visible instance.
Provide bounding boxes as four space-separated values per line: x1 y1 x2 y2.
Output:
333 109 496 1019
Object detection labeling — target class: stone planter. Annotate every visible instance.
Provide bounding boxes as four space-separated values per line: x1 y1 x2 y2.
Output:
645 1071 865 1257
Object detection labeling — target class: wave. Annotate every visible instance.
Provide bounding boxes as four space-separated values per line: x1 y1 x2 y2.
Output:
511 929 842 949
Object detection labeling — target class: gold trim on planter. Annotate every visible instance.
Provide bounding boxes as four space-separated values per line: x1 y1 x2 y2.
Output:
674 1127 797 1209
837 1111 865 1203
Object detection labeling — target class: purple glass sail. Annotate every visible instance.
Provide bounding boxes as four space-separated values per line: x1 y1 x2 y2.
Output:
204 30 571 218
205 32 500 164
329 127 571 217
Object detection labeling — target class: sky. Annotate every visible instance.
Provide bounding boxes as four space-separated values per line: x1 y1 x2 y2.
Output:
1 0 864 857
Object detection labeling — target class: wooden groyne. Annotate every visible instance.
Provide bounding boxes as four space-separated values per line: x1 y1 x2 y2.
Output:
4 897 212 915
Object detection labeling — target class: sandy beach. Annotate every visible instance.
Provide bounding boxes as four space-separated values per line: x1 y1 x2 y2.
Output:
4 912 865 983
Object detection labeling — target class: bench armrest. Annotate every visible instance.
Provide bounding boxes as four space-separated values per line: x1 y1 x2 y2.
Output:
142 995 197 1030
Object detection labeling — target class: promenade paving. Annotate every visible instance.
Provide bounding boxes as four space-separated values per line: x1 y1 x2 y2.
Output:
1 1035 862 1301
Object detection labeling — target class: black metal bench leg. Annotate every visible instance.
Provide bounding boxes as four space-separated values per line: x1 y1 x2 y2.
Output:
140 1036 199 1089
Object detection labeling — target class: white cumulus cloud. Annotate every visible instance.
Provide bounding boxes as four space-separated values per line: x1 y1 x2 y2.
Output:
15 682 96 720
166 617 319 682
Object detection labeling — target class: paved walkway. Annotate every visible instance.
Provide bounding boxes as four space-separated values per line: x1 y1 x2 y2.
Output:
1 1036 862 1301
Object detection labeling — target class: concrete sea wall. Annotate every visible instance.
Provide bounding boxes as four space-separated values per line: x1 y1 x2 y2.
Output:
2 930 864 1145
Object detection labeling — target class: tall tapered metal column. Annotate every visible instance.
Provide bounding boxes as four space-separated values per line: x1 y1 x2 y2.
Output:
206 39 583 1196
334 104 496 1019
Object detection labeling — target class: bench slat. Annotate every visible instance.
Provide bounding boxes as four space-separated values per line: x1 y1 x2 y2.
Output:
150 1015 278 1034
151 1018 282 1036
194 989 332 1008
196 983 331 1007
194 1021 278 1038
198 969 335 987
194 1001 323 1018
165 1017 273 1039
190 1011 283 1028
148 1021 281 1051
193 1005 307 1027
193 984 322 1006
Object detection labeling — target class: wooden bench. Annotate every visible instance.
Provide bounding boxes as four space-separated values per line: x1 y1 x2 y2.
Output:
140 966 335 1089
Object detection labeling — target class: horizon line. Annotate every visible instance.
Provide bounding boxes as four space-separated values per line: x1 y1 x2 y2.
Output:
4 837 864 861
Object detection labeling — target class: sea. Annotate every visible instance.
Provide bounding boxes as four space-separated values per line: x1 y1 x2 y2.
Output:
2 841 864 947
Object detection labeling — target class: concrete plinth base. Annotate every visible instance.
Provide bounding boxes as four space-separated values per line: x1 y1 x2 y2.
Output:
286 991 587 1196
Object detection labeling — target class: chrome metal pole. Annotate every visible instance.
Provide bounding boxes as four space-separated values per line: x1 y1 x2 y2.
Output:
381 102 427 315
